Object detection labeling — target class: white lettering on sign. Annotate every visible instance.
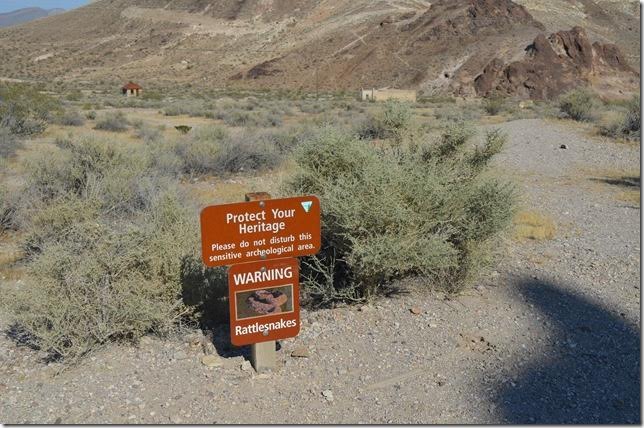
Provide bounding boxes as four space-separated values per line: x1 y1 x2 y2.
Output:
234 318 297 335
224 209 292 235
232 266 293 286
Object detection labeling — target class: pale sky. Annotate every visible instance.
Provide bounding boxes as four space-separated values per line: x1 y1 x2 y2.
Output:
0 1 91 13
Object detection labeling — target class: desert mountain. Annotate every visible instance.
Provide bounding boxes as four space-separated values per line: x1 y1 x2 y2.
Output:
0 0 638 99
475 26 638 99
0 7 64 28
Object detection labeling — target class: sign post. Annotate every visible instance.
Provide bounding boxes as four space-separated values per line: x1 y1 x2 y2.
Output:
199 192 320 373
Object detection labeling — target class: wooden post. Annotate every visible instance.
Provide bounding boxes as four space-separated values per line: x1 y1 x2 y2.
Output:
244 192 277 373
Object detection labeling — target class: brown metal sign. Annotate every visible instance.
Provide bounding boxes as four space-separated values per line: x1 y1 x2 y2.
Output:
200 195 321 267
228 258 300 346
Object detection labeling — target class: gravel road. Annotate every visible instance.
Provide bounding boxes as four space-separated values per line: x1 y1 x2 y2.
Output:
0 119 640 424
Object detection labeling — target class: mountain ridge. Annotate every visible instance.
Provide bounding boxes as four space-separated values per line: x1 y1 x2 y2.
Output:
0 0 638 99
0 7 65 28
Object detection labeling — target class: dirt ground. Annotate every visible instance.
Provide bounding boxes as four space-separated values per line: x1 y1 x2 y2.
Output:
0 118 640 424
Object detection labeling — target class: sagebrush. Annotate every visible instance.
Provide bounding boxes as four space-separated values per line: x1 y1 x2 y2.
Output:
600 95 640 140
0 83 60 135
559 88 596 122
3 136 198 361
287 124 516 306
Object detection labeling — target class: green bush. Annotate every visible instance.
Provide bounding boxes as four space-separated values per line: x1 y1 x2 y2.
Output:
3 135 197 361
134 121 164 142
171 126 227 175
483 96 505 115
218 109 282 127
94 111 129 132
287 125 516 305
0 83 60 135
57 110 85 127
212 131 282 173
171 126 283 176
434 103 482 123
65 91 82 102
0 126 22 158
358 100 413 140
298 101 330 114
163 101 209 117
0 185 19 233
600 95 640 140
559 88 596 122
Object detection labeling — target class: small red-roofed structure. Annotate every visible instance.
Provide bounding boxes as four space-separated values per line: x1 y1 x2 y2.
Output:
122 81 142 97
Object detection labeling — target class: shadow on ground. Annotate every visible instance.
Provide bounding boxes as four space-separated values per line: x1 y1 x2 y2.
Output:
590 175 641 188
495 278 640 423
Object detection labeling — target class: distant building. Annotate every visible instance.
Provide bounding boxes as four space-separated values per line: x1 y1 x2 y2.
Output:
360 88 416 102
122 81 143 97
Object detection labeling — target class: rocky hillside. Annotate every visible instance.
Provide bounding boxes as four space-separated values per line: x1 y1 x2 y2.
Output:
474 26 638 99
0 0 638 99
0 7 64 28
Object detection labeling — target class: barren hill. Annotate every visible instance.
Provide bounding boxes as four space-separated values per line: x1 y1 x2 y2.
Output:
0 0 638 98
0 7 64 28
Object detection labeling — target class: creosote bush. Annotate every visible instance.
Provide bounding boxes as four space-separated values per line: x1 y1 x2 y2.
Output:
358 99 414 140
170 125 285 176
559 87 596 122
287 124 516 306
94 111 129 132
0 83 60 135
600 95 640 140
0 125 22 159
3 135 198 361
483 96 506 115
57 110 85 127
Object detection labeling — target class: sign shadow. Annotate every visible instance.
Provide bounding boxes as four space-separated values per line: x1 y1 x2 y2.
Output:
493 277 640 423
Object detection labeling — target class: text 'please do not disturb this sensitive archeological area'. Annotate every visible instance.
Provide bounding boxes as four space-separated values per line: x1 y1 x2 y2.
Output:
200 195 321 267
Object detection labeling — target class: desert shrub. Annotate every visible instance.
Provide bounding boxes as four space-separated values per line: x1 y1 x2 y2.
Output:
0 185 19 233
600 95 640 140
559 87 596 122
65 91 82 101
287 125 515 305
483 96 506 115
622 95 641 137
218 109 282 128
211 131 282 174
0 126 22 158
163 101 208 117
434 103 482 122
134 121 164 142
265 113 283 127
142 90 163 101
57 110 85 127
3 135 197 361
86 110 97 120
171 126 228 175
266 123 320 153
298 101 330 114
94 111 129 132
358 100 413 140
0 83 60 135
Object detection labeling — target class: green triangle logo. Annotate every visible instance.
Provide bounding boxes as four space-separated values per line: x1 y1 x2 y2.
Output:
301 201 313 213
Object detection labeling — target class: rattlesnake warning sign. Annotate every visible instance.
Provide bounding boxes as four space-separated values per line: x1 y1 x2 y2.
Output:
200 195 321 267
228 258 300 346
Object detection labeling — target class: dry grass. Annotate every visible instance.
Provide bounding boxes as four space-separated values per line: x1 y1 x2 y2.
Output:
513 210 556 241
616 189 640 206
586 168 640 206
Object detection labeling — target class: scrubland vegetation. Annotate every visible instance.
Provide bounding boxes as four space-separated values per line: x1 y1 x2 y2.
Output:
0 81 638 362
558 88 641 141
